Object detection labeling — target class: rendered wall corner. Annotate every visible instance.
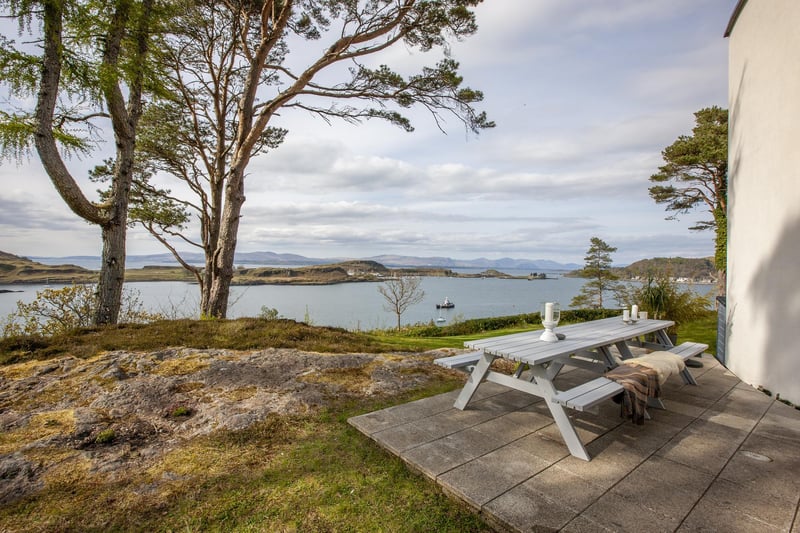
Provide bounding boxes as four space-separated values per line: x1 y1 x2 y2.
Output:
727 0 800 405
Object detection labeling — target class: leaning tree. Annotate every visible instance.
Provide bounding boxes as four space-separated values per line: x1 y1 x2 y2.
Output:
0 0 168 324
649 106 728 292
128 0 493 318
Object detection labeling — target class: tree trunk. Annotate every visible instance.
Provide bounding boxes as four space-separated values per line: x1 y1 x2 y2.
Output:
200 171 225 317
95 219 127 325
94 136 136 324
205 166 246 318
200 257 213 315
33 0 151 325
716 269 726 302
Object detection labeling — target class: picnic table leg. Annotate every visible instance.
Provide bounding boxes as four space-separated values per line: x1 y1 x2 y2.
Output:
654 329 674 347
530 366 591 461
453 351 495 410
599 345 620 369
512 362 527 378
614 341 635 361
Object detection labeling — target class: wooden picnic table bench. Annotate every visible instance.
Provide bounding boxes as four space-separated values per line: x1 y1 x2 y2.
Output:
448 318 704 460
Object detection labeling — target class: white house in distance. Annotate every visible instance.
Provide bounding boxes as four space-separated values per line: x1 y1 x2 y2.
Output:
725 0 800 405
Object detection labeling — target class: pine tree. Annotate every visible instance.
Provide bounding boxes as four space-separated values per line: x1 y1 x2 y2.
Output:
570 237 623 309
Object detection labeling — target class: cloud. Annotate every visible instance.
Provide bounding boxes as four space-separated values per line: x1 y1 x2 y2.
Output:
629 41 729 107
0 0 734 266
0 195 101 256
247 135 422 193
568 0 696 31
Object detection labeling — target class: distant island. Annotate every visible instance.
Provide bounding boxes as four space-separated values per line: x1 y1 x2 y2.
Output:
0 251 555 286
1 250 716 286
27 250 583 272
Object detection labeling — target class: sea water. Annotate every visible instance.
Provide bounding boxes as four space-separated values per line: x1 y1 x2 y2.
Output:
0 274 714 331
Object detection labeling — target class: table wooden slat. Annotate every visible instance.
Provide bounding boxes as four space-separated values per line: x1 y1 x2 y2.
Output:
466 318 674 366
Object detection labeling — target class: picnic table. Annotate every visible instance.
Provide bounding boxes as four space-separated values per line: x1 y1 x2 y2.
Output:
435 317 706 461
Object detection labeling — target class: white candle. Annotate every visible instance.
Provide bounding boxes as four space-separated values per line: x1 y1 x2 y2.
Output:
623 309 630 321
545 302 554 322
631 305 639 321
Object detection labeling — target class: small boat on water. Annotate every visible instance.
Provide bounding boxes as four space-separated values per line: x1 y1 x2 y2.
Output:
436 297 454 309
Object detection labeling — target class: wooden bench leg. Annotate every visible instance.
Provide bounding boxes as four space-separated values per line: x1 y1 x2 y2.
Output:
549 401 590 460
530 366 591 461
680 367 698 385
453 352 495 410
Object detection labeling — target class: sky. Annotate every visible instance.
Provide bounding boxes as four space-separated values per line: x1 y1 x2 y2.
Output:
0 0 739 266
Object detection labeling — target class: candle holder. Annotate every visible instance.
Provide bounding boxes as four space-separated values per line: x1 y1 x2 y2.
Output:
539 302 561 342
622 306 639 324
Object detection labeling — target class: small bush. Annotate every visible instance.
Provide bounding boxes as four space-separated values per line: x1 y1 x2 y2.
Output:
95 428 116 445
259 306 281 320
2 284 164 338
618 275 710 333
170 406 193 417
561 308 621 323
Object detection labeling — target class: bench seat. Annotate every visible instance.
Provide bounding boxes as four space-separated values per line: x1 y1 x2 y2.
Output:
433 350 484 373
664 341 708 360
553 341 709 410
551 377 624 411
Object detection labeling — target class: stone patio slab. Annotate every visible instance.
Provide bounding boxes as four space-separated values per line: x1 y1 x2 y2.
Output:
348 354 800 532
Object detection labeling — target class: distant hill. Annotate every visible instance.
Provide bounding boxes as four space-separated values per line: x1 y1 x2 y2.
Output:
0 250 21 263
615 257 717 282
0 251 95 284
364 254 580 271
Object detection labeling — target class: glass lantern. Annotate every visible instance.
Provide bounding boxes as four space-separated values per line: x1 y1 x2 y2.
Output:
539 302 561 342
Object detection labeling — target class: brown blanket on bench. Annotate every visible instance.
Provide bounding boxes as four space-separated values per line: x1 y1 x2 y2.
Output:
605 363 660 425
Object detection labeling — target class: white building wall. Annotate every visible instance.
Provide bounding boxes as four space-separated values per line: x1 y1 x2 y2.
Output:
727 0 800 404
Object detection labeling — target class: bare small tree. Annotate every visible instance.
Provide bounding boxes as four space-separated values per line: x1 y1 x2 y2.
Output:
378 276 425 331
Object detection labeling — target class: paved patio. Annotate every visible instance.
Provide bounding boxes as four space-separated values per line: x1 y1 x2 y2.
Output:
349 354 800 532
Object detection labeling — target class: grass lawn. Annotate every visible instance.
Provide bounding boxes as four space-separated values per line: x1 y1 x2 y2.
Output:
676 311 718 355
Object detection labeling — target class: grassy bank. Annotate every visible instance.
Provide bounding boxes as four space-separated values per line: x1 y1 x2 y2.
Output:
0 311 717 531
0 308 626 365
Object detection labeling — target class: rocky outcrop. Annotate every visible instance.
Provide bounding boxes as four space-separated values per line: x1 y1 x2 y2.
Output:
0 347 455 504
